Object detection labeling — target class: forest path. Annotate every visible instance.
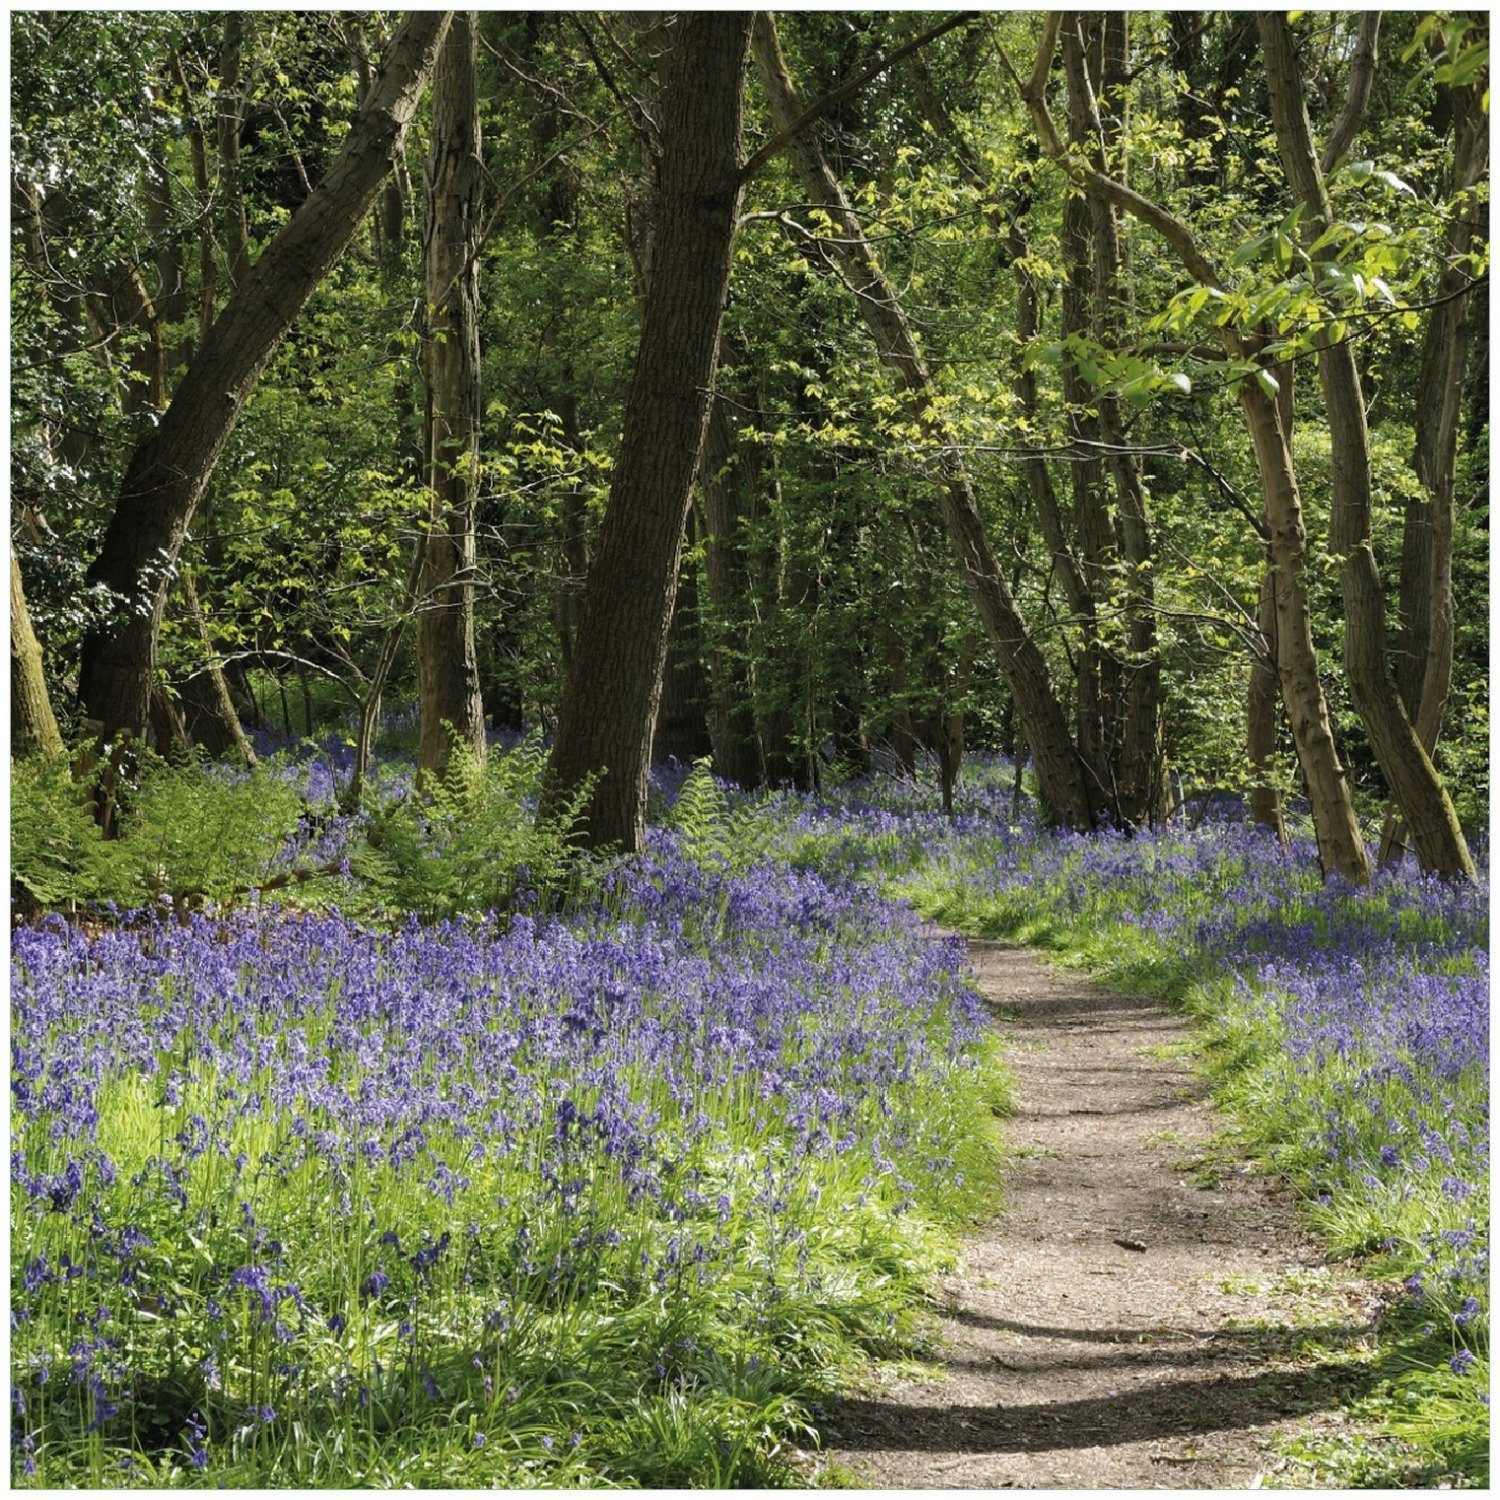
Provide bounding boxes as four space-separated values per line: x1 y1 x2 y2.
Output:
818 938 1385 1489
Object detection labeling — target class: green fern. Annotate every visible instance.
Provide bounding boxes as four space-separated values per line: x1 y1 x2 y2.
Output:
669 759 776 873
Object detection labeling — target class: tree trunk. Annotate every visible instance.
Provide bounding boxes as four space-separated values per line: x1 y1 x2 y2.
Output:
1238 380 1371 880
418 13 487 783
77 12 451 745
217 13 253 286
181 570 257 770
1383 72 1487 864
1086 14 1171 826
1261 13 1473 881
698 393 765 788
1247 555 1288 844
754 13 1096 830
542 13 753 851
11 551 65 760
1062 21 1119 819
653 513 715 763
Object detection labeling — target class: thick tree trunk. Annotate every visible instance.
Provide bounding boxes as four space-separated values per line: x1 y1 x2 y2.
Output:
77 12 451 744
418 14 487 783
699 393 766 788
754 13 1097 830
11 551 65 760
1261 13 1473 881
542 14 753 851
1247 556 1288 845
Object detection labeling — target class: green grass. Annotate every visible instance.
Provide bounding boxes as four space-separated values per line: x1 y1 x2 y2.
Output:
869 862 1487 1487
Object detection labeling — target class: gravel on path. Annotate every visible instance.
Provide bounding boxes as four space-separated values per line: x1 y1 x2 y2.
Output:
819 939 1384 1489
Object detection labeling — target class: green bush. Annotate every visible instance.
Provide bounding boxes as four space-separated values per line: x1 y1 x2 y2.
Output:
12 752 310 913
361 732 597 920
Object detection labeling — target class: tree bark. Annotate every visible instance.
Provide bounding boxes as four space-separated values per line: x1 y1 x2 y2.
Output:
418 13 487 783
11 551 65 760
77 12 451 744
1246 555 1288 844
542 13 753 851
1383 68 1488 865
1260 12 1474 881
754 12 1097 830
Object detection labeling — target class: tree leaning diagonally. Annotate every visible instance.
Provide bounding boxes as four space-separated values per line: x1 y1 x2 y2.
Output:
77 12 452 744
1258 12 1475 883
752 12 1098 832
542 13 755 852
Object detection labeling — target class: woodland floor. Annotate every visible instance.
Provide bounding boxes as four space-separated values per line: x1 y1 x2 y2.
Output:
816 938 1392 1489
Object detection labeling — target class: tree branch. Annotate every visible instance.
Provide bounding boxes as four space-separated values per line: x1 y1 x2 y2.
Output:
738 10 983 185
1319 12 1381 175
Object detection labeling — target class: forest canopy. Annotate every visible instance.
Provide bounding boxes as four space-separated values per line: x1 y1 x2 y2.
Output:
10 9 1490 874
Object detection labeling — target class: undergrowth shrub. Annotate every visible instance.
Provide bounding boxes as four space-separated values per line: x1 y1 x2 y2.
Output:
668 759 776 873
360 732 597 920
12 754 310 913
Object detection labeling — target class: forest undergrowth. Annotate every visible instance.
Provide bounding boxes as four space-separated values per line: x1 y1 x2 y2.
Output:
11 730 1006 1487
10 731 1488 1486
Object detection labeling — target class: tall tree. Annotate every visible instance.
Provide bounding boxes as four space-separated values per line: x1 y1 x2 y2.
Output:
698 386 767 789
77 12 451 744
1384 36 1489 865
542 13 754 851
753 12 1099 831
1259 11 1474 882
1015 12 1370 883
418 12 487 782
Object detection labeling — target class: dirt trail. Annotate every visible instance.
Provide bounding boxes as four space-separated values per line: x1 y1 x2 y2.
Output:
821 939 1384 1489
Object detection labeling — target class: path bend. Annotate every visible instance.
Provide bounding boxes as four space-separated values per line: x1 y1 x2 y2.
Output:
821 939 1383 1489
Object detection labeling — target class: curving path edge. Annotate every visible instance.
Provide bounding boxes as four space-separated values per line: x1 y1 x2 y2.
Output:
819 938 1386 1489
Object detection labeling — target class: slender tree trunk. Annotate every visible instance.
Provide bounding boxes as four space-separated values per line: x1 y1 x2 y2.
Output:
181 570 257 770
698 392 765 788
754 13 1096 830
78 12 451 744
1239 380 1371 880
542 13 753 851
1247 556 1288 844
1062 21 1119 818
1088 14 1171 826
11 551 65 760
1261 13 1473 881
751 445 804 788
653 510 715 763
217 13 253 286
1383 74 1487 864
418 13 486 783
